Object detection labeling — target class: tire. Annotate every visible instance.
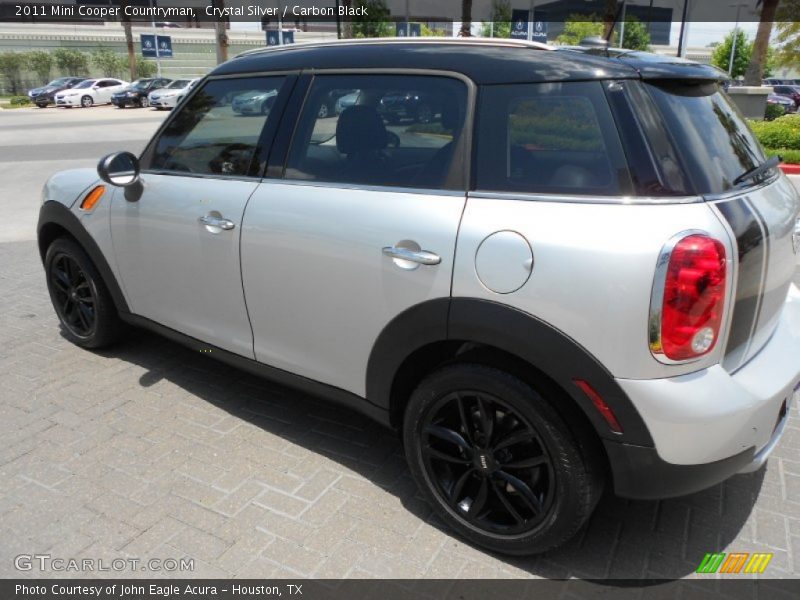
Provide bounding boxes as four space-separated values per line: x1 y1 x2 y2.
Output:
403 363 603 555
44 237 126 349
36 103 48 108
317 102 330 119
139 96 149 108
80 95 93 108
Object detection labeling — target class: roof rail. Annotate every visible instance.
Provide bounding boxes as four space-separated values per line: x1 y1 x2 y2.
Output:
235 36 553 59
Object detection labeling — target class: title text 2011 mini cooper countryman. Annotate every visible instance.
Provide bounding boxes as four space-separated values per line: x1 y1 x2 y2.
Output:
37 39 800 555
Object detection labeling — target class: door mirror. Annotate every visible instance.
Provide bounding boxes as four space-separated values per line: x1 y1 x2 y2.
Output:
98 151 140 187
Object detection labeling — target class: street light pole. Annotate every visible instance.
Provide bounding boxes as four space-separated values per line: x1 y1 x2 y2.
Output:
149 0 161 77
527 0 536 41
728 3 746 76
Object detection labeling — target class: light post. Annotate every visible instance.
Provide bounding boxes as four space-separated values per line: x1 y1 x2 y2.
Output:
149 0 161 77
527 0 536 42
728 3 749 76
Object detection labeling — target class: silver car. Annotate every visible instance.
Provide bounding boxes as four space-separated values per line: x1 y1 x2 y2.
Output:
37 39 800 556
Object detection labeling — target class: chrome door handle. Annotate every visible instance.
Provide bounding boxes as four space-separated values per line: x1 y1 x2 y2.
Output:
198 215 235 230
382 246 441 265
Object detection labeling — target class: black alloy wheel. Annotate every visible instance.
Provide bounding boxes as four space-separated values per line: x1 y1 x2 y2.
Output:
421 390 555 535
404 364 603 555
49 252 96 339
44 238 126 349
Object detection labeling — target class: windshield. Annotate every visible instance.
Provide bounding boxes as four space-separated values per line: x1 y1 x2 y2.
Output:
48 78 72 87
74 80 96 89
131 80 152 90
167 80 190 89
645 82 768 194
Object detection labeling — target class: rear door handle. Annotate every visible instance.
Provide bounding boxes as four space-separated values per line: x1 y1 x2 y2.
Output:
382 246 441 265
198 214 235 230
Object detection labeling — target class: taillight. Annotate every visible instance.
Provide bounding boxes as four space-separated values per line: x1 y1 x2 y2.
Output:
649 233 727 362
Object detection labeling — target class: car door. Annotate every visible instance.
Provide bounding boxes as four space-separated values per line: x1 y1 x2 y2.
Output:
94 80 113 103
241 73 472 396
110 74 292 357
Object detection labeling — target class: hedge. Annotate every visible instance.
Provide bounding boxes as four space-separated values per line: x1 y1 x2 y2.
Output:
748 114 800 151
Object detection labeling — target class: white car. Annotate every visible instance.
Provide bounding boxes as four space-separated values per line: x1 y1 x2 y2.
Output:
148 78 199 110
54 78 128 108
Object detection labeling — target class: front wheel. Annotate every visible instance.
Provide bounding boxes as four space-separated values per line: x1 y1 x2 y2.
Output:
139 96 149 108
80 95 93 108
403 364 603 555
45 238 126 349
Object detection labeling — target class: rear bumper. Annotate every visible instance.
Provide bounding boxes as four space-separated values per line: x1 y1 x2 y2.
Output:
608 284 800 498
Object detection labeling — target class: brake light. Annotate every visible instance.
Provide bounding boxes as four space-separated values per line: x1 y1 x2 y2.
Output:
650 233 727 361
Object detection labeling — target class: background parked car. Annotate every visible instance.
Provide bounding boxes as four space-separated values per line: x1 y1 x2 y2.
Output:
54 78 128 108
767 93 796 115
231 89 278 115
772 85 800 109
378 90 441 124
148 78 199 110
111 78 172 108
28 77 87 108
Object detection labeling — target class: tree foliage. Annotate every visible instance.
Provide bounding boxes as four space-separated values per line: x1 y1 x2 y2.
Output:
621 16 650 51
25 50 53 85
711 29 751 79
92 47 126 78
0 52 25 93
556 13 604 46
136 60 158 78
53 48 89 76
775 1 800 68
481 0 511 39
351 0 392 38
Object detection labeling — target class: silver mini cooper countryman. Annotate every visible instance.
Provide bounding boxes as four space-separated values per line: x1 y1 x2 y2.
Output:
37 39 800 555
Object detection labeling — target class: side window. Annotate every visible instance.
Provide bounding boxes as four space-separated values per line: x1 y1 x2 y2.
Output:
146 76 285 178
285 74 468 189
475 82 631 196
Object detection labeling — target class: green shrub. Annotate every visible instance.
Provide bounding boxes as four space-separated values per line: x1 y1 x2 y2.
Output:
92 47 127 78
748 115 800 151
764 147 800 164
10 95 31 106
136 60 157 78
764 103 786 121
52 48 89 76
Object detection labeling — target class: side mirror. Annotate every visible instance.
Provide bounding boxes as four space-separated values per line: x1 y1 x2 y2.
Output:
97 151 140 187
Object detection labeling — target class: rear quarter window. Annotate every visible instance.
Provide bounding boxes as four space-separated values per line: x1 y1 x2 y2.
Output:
475 81 632 196
644 82 768 194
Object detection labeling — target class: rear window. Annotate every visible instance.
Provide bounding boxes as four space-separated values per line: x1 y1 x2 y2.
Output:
644 82 769 194
475 81 632 196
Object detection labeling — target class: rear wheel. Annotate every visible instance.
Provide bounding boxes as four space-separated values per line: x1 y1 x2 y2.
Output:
80 95 93 108
36 102 48 108
45 238 125 349
403 364 602 555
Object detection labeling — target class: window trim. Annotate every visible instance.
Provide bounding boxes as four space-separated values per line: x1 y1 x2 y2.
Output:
276 68 477 193
138 70 300 183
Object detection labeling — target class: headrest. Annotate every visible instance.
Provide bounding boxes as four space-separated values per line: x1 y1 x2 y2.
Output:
336 106 388 155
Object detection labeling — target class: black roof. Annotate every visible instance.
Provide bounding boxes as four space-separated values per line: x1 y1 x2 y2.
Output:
213 40 725 85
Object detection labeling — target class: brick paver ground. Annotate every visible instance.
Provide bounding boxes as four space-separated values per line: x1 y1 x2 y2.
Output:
1 239 799 580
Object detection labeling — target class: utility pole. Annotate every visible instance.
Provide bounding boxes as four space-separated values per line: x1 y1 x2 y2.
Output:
728 3 747 76
149 0 161 76
527 0 536 41
677 0 690 57
213 0 228 63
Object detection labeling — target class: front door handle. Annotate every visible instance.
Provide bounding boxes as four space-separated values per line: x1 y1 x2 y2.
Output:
198 214 235 231
382 245 441 265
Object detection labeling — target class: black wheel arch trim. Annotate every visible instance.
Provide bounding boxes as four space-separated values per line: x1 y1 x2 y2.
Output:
37 200 130 315
366 297 654 447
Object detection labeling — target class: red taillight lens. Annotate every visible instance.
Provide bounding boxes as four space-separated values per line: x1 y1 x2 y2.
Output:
654 234 727 361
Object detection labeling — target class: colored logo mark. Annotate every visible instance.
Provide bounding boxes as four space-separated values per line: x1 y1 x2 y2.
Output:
696 552 773 574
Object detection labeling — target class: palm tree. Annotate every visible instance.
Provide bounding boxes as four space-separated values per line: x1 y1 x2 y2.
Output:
744 0 779 86
459 0 472 37
121 0 136 81
213 0 229 64
603 0 618 40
